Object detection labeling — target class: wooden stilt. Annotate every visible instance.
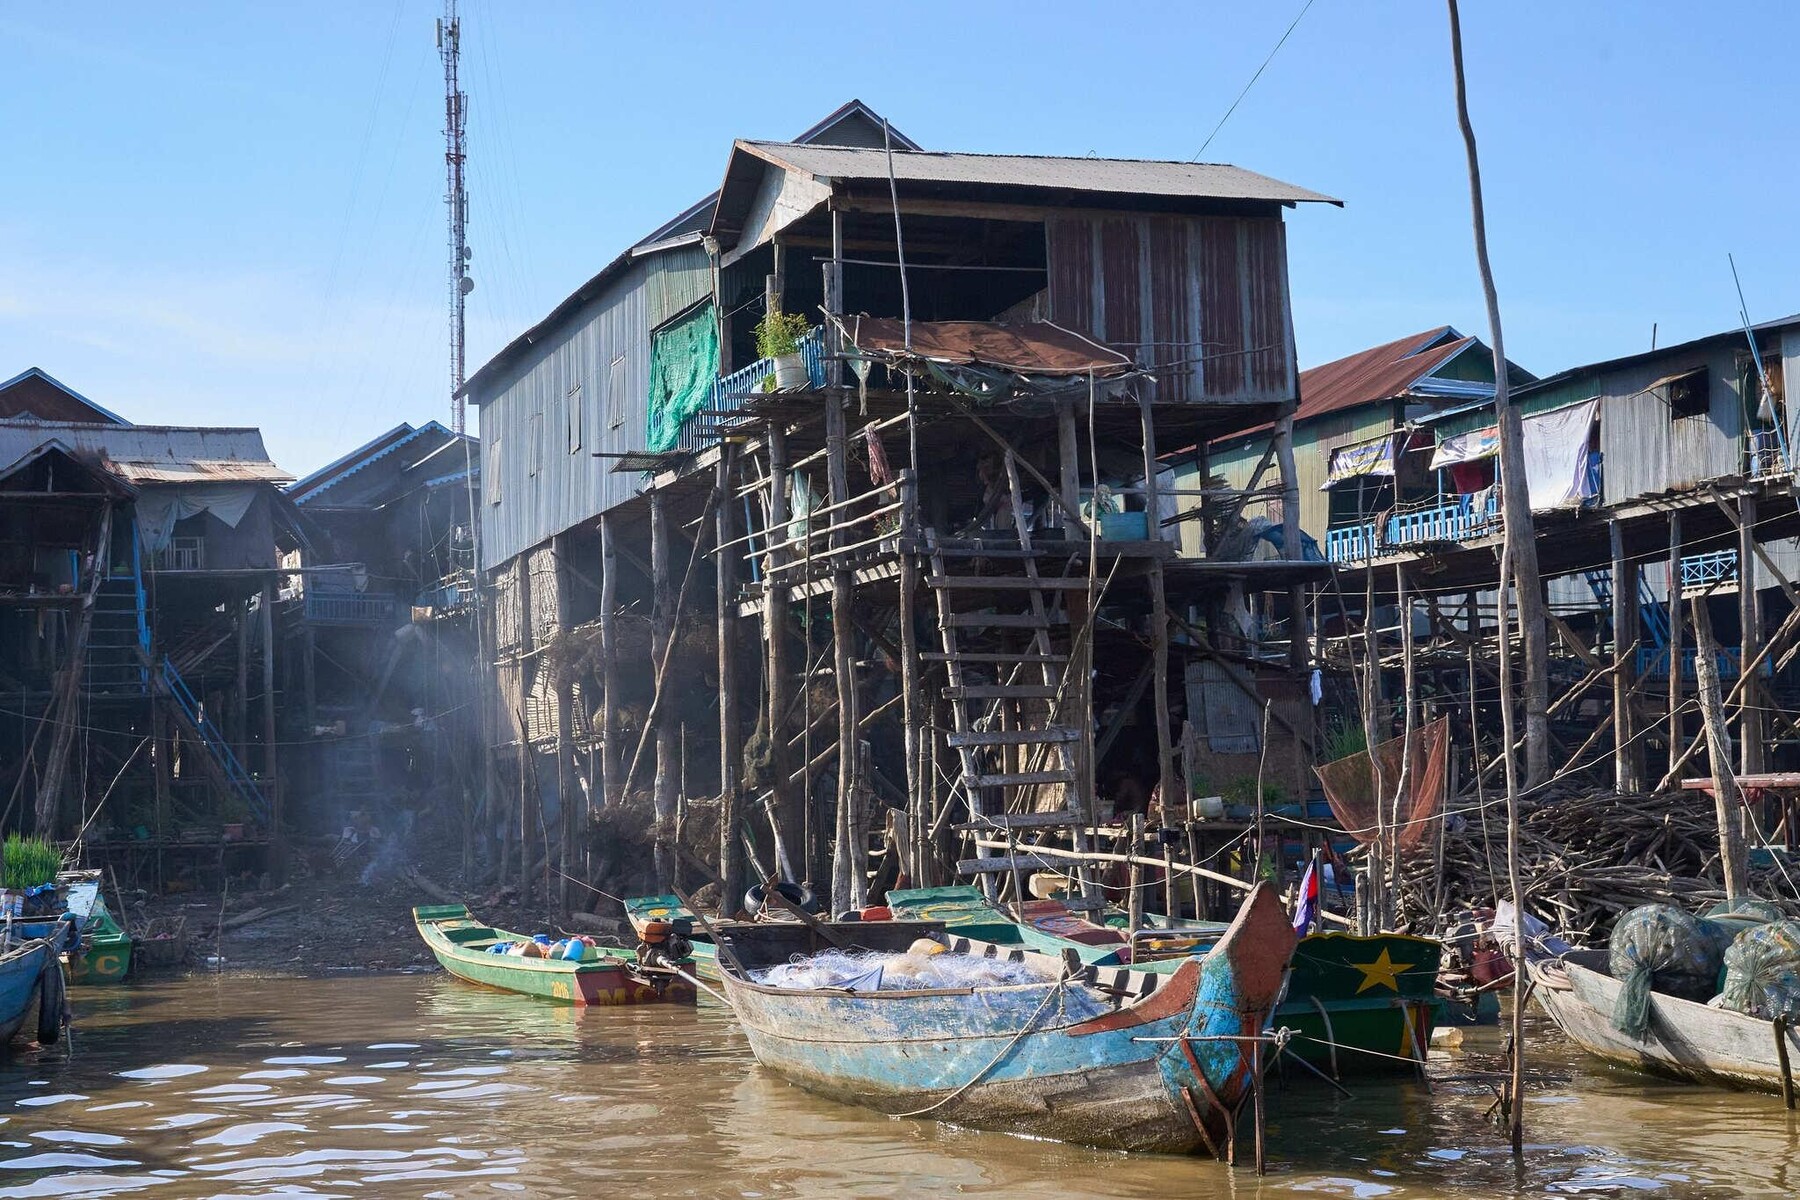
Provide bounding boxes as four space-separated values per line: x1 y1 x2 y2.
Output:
1609 521 1644 791
552 532 575 912
1668 510 1684 771
1692 595 1749 898
1738 497 1766 775
650 490 676 890
260 575 279 863
513 554 533 899
765 425 796 880
1139 396 1178 882
897 469 923 884
717 450 744 913
599 513 619 812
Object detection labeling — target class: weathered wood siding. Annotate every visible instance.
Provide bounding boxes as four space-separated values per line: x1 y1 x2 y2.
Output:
1046 213 1294 407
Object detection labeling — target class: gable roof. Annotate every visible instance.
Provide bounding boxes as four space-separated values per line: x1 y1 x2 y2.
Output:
710 141 1339 254
0 422 290 486
1291 327 1478 424
288 420 473 507
0 368 130 426
1512 311 1800 401
462 100 917 403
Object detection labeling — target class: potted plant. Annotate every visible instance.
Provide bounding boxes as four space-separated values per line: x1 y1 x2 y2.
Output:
756 310 812 390
2 834 62 918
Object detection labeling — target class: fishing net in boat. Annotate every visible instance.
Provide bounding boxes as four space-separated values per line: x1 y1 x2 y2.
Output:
1314 717 1448 852
1720 920 1800 1021
1608 904 1736 1038
1708 898 1787 924
753 948 1064 994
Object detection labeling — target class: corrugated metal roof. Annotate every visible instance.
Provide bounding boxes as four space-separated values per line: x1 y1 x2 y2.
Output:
462 101 919 404
1513 312 1800 400
1291 327 1475 424
733 141 1341 206
0 422 291 486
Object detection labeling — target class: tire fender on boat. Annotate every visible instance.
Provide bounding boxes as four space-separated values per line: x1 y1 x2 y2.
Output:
36 956 67 1045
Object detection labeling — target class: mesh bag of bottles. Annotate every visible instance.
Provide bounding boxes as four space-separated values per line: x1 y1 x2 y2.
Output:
1608 904 1736 1038
1720 920 1800 1021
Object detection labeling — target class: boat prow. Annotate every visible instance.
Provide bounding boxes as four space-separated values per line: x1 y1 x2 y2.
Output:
715 882 1298 1155
1533 948 1800 1093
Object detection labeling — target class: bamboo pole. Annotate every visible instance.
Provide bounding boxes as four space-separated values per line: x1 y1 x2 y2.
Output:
1610 521 1643 792
717 449 744 912
1448 0 1528 1154
598 513 619 810
1691 596 1749 899
650 492 676 889
1669 510 1685 767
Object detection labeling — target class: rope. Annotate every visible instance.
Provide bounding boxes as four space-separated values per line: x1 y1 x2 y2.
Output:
892 973 1071 1117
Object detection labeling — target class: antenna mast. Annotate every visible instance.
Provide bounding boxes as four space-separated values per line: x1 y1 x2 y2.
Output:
439 0 472 432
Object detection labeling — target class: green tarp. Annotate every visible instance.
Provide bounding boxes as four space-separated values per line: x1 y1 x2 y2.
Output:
645 302 719 453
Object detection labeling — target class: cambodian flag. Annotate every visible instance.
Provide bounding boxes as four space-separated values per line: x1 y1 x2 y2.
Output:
1292 859 1321 934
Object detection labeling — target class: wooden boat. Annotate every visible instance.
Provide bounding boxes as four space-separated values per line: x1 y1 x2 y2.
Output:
890 885 1440 1076
12 873 133 985
0 937 61 1047
715 882 1296 1155
1532 949 1800 1092
412 904 696 1007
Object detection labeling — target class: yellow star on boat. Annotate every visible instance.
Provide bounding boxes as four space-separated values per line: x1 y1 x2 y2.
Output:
1350 948 1414 994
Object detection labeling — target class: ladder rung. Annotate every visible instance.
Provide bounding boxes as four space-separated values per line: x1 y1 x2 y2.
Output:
956 854 1066 874
942 613 1052 629
929 575 1089 590
945 685 1060 700
968 770 1075 788
954 810 1084 830
946 726 1082 748
931 547 1044 559
922 652 1068 664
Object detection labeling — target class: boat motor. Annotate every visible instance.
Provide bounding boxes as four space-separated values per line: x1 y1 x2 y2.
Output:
635 917 693 970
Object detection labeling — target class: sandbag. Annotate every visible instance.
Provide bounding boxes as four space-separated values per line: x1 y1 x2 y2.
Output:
1721 920 1800 1021
1608 904 1734 1038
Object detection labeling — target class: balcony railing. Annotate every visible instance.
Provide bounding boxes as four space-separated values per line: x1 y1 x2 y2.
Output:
1324 522 1378 563
153 537 204 572
1680 549 1738 595
678 327 828 453
1637 644 1770 681
304 592 397 626
1325 493 1501 563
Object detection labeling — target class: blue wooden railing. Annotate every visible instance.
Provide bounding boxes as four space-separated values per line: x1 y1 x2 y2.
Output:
160 656 271 823
678 326 827 453
1636 645 1770 681
304 592 397 626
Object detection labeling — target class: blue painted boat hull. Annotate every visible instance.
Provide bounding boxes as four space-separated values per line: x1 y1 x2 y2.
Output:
0 941 52 1046
717 883 1296 1155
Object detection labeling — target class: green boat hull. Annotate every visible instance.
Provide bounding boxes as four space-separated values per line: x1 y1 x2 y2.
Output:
413 904 695 1007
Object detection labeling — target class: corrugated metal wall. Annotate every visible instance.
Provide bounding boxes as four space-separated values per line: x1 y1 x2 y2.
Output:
1045 213 1294 406
474 245 710 572
1600 346 1741 505
1202 401 1394 540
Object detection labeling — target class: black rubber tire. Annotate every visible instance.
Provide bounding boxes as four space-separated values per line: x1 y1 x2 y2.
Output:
36 957 66 1046
744 881 818 918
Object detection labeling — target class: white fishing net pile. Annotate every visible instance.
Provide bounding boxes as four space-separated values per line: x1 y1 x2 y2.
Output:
751 948 1048 992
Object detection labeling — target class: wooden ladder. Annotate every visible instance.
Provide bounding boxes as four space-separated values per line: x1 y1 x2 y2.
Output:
925 450 1098 907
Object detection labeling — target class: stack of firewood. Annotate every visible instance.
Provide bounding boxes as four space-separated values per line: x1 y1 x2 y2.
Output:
1394 789 1793 943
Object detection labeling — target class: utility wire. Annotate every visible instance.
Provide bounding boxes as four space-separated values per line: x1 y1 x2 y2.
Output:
1193 0 1319 160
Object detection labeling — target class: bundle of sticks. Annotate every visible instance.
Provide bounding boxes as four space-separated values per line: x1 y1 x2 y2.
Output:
1395 788 1793 944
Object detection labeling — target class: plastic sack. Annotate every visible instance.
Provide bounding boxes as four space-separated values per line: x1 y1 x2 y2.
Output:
1721 920 1800 1020
1608 904 1734 1038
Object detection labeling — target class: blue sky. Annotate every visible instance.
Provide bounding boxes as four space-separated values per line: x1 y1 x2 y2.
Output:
2 2 1794 474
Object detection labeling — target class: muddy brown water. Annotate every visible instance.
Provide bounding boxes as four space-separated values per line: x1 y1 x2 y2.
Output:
2 974 1798 1198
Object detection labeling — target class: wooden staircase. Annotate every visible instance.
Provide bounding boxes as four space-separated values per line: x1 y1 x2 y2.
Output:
925 451 1097 904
